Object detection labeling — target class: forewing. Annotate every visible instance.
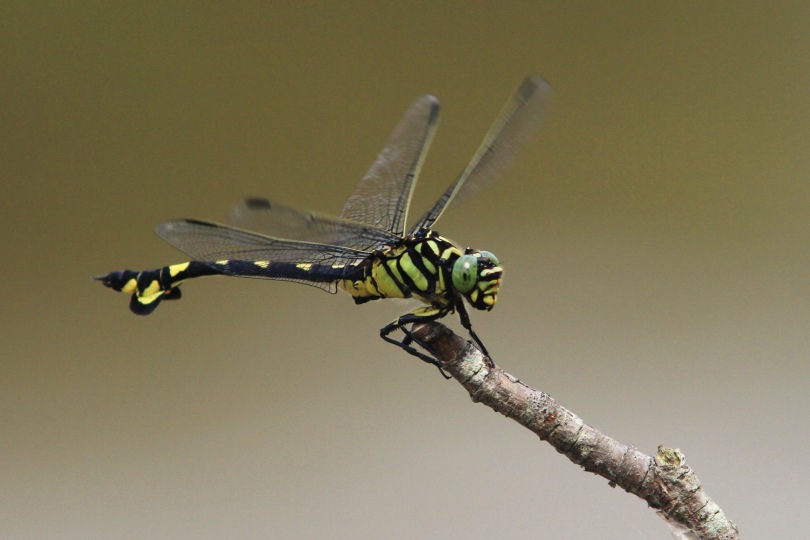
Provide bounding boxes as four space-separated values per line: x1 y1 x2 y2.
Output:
410 76 552 233
155 219 370 292
228 197 398 251
340 94 440 237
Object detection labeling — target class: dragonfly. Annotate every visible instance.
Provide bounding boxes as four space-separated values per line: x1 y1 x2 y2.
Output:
96 76 551 370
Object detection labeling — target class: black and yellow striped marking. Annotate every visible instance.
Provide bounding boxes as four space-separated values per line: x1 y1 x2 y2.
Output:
97 75 550 370
96 229 504 372
95 258 350 315
98 230 502 319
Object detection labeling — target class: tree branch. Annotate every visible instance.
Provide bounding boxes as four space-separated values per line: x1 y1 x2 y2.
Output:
411 322 739 540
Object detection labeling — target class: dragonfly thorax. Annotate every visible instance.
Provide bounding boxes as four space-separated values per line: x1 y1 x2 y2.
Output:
338 230 502 313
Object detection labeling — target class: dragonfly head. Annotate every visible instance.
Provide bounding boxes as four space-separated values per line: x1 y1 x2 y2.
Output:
451 249 503 311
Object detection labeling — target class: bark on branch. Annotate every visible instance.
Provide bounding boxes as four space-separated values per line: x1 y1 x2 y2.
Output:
411 322 739 540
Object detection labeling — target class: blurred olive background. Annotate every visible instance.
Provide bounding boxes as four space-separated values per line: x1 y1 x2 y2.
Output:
2 3 807 538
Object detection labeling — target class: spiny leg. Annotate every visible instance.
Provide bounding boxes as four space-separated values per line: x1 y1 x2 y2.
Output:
380 306 451 378
455 299 494 367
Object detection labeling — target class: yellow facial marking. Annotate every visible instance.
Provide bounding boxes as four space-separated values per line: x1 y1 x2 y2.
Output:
122 278 138 294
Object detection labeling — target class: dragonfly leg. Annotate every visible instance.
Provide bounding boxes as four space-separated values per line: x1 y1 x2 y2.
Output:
380 306 451 378
455 300 494 367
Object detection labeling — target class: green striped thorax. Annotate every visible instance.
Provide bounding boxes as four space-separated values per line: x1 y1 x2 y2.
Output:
450 248 503 311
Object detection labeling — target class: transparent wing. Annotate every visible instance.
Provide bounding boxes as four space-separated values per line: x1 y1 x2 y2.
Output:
155 219 371 292
410 76 552 234
340 94 440 237
228 197 399 251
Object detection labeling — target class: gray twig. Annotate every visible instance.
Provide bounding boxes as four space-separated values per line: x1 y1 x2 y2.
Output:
411 322 739 540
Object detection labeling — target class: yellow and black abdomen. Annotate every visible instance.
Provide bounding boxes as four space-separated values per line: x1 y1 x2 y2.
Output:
96 259 350 315
95 262 212 315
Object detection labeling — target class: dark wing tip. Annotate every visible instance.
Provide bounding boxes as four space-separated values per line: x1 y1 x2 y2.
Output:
243 197 272 209
155 218 219 240
413 94 440 124
180 218 217 227
427 96 440 125
519 75 553 101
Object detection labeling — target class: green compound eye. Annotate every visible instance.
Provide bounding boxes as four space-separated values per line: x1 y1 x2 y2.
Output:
452 254 478 293
478 250 500 266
